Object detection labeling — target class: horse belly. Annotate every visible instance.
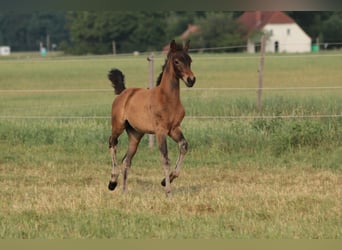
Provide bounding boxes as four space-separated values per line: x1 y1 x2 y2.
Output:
126 112 154 134
125 92 155 133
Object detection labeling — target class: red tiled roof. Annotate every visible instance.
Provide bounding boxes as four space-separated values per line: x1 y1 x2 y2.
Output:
238 11 295 34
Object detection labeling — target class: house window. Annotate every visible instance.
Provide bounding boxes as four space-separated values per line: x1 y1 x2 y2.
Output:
287 29 291 36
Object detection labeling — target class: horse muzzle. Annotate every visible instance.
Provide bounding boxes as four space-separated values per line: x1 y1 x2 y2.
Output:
185 76 196 87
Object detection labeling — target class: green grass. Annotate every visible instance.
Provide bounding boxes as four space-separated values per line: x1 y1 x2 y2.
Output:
0 52 341 239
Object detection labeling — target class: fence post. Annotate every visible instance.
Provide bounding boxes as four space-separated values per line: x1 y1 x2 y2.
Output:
112 41 116 55
257 34 266 112
147 53 155 148
46 34 50 51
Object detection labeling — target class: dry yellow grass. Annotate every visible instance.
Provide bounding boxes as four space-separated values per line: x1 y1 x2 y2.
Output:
1 162 341 238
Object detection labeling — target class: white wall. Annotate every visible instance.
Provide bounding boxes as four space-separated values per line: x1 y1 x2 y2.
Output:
0 46 11 56
263 23 311 53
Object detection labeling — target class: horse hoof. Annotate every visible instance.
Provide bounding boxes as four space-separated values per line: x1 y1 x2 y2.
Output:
108 181 117 191
161 178 166 187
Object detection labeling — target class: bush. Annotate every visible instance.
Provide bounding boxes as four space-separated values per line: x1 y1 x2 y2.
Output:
272 120 325 155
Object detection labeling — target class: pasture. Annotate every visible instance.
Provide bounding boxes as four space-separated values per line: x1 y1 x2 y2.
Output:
0 51 341 238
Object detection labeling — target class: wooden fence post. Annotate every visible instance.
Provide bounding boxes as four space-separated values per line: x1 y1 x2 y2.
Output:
112 41 116 55
257 34 266 112
147 53 155 148
46 34 50 51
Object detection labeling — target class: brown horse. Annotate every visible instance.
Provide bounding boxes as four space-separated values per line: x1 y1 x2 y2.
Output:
107 40 196 196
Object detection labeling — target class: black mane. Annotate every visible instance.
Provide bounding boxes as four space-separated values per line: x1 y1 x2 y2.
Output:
156 59 167 86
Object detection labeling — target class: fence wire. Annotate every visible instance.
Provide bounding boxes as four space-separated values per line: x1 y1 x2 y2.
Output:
0 114 341 120
1 86 342 94
1 50 341 121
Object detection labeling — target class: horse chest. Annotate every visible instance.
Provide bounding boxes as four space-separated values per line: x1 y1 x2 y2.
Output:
152 103 184 126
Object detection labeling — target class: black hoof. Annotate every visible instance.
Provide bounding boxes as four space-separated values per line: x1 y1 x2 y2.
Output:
108 181 117 191
161 178 166 187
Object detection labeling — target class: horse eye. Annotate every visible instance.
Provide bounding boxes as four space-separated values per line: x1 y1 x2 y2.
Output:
174 60 180 65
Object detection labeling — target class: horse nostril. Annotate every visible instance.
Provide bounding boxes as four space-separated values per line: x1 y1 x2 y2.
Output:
187 76 196 85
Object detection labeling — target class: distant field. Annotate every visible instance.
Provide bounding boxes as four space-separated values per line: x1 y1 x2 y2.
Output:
0 52 341 238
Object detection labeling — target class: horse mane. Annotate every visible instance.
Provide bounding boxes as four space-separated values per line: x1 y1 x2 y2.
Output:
156 60 166 86
156 42 185 86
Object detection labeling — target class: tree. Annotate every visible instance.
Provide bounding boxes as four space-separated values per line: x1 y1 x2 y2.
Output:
287 11 342 48
63 11 116 54
287 12 333 42
64 11 169 54
189 12 244 51
120 12 169 52
2 11 340 53
0 12 32 50
0 11 68 51
321 12 342 46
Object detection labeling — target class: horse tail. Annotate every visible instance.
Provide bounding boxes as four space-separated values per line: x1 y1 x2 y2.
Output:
108 68 126 95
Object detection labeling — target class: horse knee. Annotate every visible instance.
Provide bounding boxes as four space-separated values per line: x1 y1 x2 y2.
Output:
180 139 188 154
109 136 118 148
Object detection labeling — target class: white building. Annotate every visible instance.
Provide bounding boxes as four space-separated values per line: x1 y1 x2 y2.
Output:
0 46 11 56
238 11 312 53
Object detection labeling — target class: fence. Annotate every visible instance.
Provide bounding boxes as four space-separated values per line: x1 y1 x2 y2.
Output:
0 50 341 121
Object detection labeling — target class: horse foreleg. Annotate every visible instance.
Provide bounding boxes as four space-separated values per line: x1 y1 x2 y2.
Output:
157 134 171 196
171 137 188 182
161 128 188 186
108 135 119 191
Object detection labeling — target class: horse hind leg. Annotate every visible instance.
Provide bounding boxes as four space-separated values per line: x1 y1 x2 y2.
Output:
108 135 120 191
157 133 172 196
122 125 144 192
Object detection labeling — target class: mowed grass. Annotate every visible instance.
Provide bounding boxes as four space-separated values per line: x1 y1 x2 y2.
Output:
0 52 341 239
0 163 340 238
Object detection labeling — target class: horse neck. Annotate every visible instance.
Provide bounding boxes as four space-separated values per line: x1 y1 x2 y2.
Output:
158 62 180 97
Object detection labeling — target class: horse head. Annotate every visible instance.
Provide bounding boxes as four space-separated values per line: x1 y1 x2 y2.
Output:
169 40 196 87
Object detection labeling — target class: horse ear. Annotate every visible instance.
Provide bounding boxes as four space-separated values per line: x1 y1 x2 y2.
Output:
184 40 190 52
170 40 177 52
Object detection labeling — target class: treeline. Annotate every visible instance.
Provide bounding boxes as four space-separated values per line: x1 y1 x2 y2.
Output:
0 11 341 54
0 11 68 52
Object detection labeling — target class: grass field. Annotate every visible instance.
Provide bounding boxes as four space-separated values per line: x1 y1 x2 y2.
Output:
0 51 341 238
